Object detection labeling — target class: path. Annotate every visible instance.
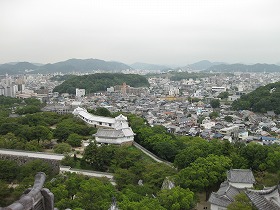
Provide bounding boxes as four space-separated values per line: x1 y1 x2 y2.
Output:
133 142 173 167
0 149 64 160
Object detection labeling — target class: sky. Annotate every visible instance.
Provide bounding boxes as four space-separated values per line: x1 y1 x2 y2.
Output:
1 0 280 66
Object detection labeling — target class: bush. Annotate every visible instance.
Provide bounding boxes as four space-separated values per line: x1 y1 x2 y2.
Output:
54 143 72 154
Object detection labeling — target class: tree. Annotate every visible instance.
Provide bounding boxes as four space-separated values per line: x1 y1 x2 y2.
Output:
176 155 232 192
114 168 138 190
227 192 257 210
218 91 229 99
240 142 268 171
61 154 76 167
210 99 220 108
95 107 112 117
142 163 176 190
67 133 83 147
119 197 166 210
0 180 11 206
264 151 280 172
54 143 72 154
174 146 207 169
157 187 196 210
209 111 219 119
75 178 116 210
19 159 53 181
112 146 142 169
224 115 233 122
15 105 41 115
51 185 69 201
152 141 178 162
0 159 19 182
82 141 99 167
65 173 85 199
29 125 52 144
54 126 71 141
82 142 115 171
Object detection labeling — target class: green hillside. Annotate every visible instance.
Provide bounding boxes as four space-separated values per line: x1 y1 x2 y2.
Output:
53 73 149 94
232 81 280 114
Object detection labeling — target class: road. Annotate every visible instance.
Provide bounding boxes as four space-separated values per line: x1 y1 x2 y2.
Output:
0 149 64 160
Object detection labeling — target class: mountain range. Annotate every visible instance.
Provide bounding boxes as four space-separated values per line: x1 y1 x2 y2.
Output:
1 59 280 74
130 62 171 71
189 60 225 70
0 59 132 75
205 63 280 73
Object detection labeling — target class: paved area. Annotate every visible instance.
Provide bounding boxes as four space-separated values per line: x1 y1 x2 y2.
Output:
60 166 116 185
0 149 64 160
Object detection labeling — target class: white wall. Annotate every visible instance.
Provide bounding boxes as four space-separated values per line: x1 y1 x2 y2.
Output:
229 182 253 189
210 204 227 210
96 136 134 145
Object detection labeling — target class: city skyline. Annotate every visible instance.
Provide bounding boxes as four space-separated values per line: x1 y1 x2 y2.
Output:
1 0 280 65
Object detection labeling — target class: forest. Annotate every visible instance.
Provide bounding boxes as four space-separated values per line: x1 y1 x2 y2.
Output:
232 81 280 114
53 73 150 94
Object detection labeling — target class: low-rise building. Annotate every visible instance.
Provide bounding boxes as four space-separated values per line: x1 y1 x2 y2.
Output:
73 107 134 145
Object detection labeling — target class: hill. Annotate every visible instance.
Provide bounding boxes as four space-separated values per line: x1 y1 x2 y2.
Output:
0 59 133 74
232 81 280 114
53 73 149 94
35 58 132 73
205 63 280 73
130 62 171 71
0 62 38 74
189 60 224 70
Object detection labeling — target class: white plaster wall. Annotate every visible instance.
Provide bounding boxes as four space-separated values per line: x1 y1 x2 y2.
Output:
229 182 253 189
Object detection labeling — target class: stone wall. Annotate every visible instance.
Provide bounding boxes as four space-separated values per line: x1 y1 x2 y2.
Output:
0 154 60 174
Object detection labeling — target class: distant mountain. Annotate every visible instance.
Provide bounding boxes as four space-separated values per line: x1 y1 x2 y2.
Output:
0 62 38 74
205 63 280 73
189 60 213 70
35 58 132 73
189 60 225 70
0 59 133 74
130 62 171 71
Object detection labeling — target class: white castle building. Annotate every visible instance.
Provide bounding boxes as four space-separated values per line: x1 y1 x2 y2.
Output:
73 107 134 145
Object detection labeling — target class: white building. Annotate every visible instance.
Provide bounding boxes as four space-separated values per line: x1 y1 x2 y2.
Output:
220 126 239 136
73 107 116 128
211 86 226 92
76 88 85 98
73 107 134 145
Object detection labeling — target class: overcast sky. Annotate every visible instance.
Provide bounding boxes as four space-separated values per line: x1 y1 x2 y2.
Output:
1 0 280 65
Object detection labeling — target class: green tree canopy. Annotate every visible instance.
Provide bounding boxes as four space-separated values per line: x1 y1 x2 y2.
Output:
210 99 220 108
176 155 232 192
157 187 196 210
218 91 229 99
54 143 72 154
227 192 257 210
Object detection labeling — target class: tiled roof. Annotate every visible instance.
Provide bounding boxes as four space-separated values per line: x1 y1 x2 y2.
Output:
210 180 280 210
227 169 255 184
209 181 242 208
208 193 232 207
95 129 123 138
245 190 280 210
95 127 134 138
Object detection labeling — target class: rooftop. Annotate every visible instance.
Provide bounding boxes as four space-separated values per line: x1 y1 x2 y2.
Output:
227 169 255 184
